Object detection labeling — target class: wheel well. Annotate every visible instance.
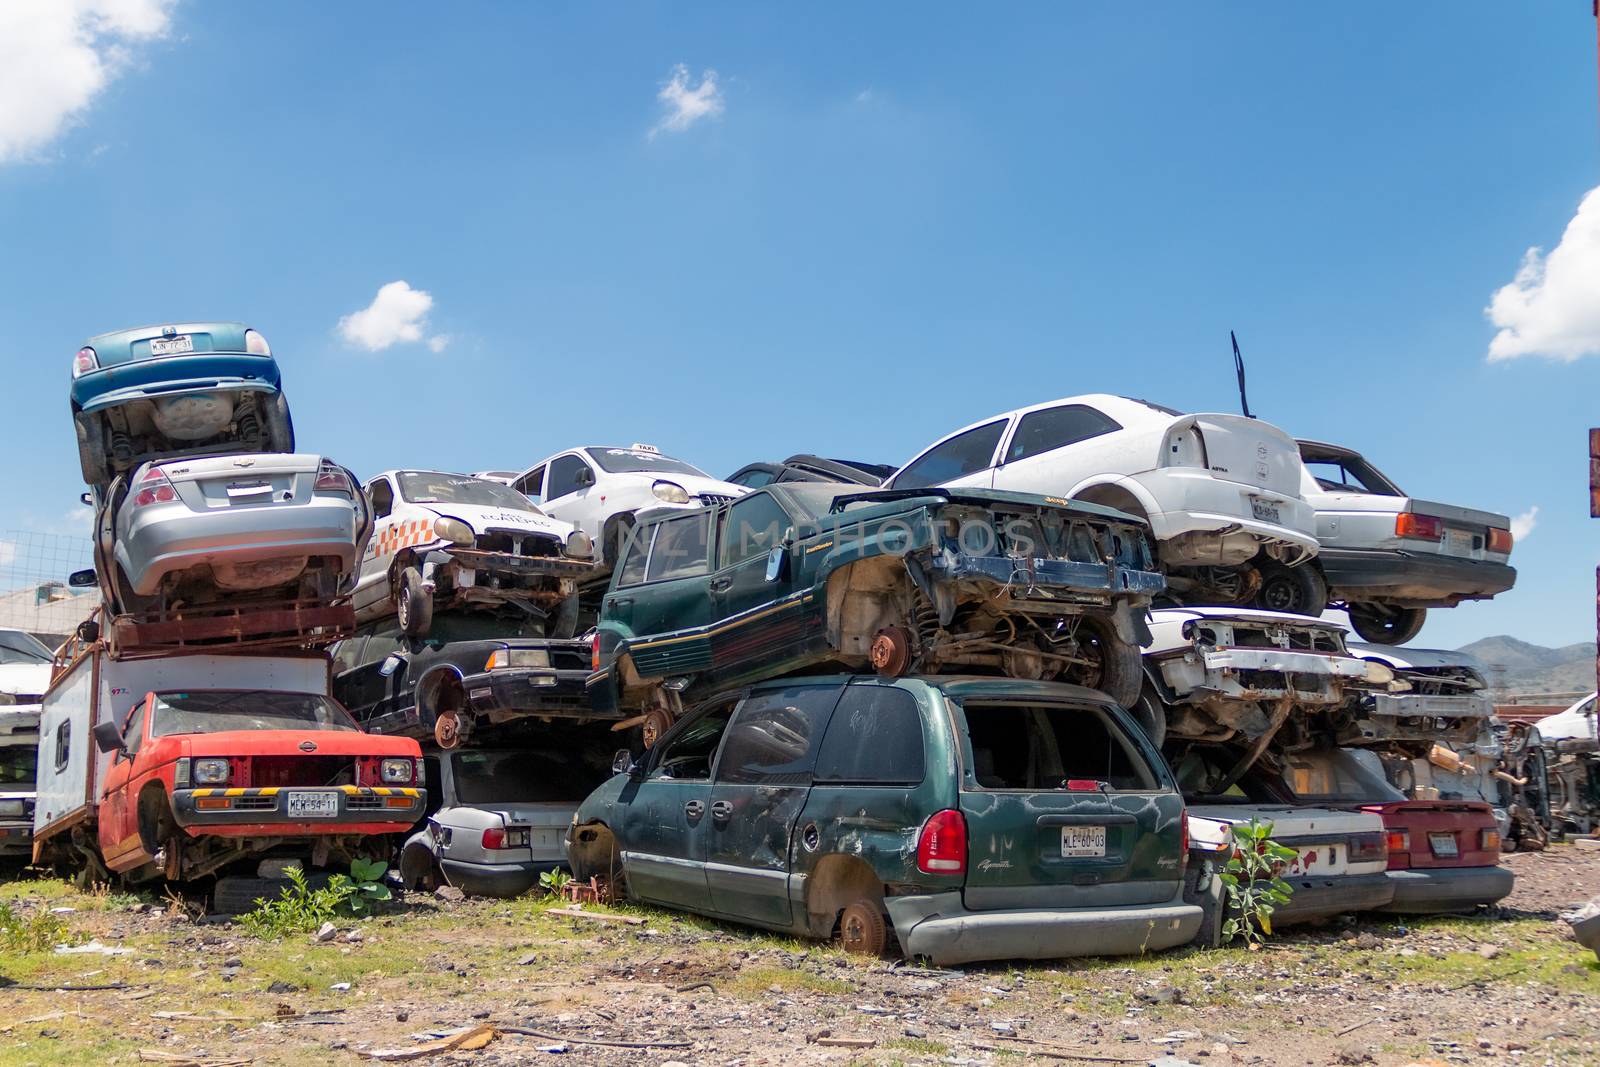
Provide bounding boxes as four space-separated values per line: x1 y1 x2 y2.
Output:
1072 484 1149 522
416 667 466 721
137 783 173 849
804 853 886 938
567 822 622 884
825 558 914 660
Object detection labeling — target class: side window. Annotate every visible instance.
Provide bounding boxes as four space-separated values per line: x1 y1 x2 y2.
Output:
367 479 394 520
332 635 368 675
893 420 1007 490
651 705 736 780
733 469 775 488
645 512 711 582
514 465 546 504
1006 405 1122 463
815 686 924 785
616 524 655 587
718 493 790 569
362 633 403 667
715 684 841 785
546 455 591 500
54 719 70 772
122 700 148 757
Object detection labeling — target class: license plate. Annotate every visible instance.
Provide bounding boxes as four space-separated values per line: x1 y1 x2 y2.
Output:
1249 496 1281 524
1285 844 1344 875
225 481 272 498
149 335 194 356
1442 529 1473 557
286 791 338 818
1061 826 1106 858
1428 831 1459 858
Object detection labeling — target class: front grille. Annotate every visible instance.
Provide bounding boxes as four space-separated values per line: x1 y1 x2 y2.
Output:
1229 626 1343 654
476 531 563 557
249 756 355 788
346 795 385 810
233 795 277 811
697 494 734 507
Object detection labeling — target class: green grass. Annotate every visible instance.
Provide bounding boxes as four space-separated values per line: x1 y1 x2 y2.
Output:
723 963 853 998
883 1036 950 1057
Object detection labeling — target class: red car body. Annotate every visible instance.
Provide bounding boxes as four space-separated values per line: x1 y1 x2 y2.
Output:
1361 799 1513 913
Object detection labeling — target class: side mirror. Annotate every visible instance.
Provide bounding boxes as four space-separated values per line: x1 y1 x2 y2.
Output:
575 467 595 488
80 492 93 507
68 568 97 588
378 654 403 677
612 749 641 777
764 546 787 583
92 720 126 755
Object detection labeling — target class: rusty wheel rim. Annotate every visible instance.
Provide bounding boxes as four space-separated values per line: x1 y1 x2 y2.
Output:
869 626 912 677
642 708 675 748
434 710 461 750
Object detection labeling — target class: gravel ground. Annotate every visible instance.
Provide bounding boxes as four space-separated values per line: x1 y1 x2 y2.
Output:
2 844 1599 1067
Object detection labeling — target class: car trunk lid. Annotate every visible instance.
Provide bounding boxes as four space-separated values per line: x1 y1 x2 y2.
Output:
1171 413 1303 499
1365 799 1499 869
160 453 322 513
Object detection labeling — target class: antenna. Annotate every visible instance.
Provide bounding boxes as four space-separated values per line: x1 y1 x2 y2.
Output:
1232 330 1254 419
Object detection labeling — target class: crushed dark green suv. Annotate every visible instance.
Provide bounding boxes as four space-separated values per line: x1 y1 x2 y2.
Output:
565 675 1200 965
588 484 1162 737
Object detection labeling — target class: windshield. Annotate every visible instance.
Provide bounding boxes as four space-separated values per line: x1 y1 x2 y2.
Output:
412 612 552 644
0 631 52 666
150 691 359 736
0 744 37 786
586 448 707 477
398 472 541 511
1273 748 1405 804
451 749 600 804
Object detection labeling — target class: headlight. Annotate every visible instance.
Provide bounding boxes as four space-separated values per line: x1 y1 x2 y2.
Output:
565 531 594 559
380 758 415 784
193 758 230 785
0 800 24 818
0 694 14 706
433 517 475 545
243 329 272 356
486 648 551 670
651 480 691 504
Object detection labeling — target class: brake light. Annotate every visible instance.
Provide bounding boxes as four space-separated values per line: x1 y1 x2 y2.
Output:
315 463 354 496
73 346 98 378
591 634 600 673
917 809 967 874
1179 811 1189 871
243 329 272 357
1487 527 1513 554
1480 828 1500 853
1348 832 1386 863
1386 829 1410 854
482 827 530 850
1065 779 1104 792
1395 513 1443 541
132 467 178 508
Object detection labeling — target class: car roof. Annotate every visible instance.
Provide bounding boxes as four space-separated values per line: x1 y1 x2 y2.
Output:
1296 439 1364 462
752 673 1120 708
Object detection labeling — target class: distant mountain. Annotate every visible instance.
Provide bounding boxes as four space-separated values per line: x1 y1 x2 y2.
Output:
1456 635 1596 697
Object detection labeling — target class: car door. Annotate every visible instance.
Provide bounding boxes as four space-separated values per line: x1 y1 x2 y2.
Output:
989 404 1127 496
513 465 547 506
703 682 844 927
620 699 738 911
541 453 600 537
97 696 150 871
706 492 802 672
889 419 1011 491
355 477 398 614
623 511 717 679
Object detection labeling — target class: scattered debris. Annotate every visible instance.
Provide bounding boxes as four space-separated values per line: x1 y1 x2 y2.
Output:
136 1052 251 1067
499 1025 690 1050
314 922 338 943
55 939 132 956
361 1024 498 1060
544 906 644 926
1564 894 1600 960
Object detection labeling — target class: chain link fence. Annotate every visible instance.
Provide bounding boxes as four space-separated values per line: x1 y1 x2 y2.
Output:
0 529 99 645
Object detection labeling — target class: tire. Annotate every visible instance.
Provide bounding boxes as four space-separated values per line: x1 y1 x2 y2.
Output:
1187 866 1227 949
75 412 107 487
1252 560 1329 616
397 566 433 638
1347 603 1426 645
837 898 889 956
213 876 289 915
1128 683 1168 750
1074 614 1142 708
549 592 580 639
602 514 635 571
261 392 295 454
398 844 440 892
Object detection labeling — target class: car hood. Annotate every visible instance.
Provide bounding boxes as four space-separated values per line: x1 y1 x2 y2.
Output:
0 662 51 701
1346 644 1484 673
1145 607 1348 656
415 502 576 538
645 473 748 499
1535 693 1597 741
0 706 41 736
829 486 1146 526
177 730 421 758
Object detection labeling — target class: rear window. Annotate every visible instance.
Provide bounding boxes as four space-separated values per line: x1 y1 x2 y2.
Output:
814 686 924 785
1273 748 1405 805
960 701 1156 792
450 749 594 804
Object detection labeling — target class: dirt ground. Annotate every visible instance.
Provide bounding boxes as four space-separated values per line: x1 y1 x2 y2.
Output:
3 845 1599 1067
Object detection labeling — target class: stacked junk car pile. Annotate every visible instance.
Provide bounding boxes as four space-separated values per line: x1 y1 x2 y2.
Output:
19 334 1557 965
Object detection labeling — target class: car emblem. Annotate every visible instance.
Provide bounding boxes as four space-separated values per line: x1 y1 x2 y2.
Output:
162 325 177 338
298 740 317 752
232 458 256 468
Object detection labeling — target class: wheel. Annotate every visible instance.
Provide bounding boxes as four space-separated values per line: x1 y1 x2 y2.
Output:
1128 684 1168 750
837 898 889 956
213 876 290 915
397 566 433 638
1347 603 1426 645
261 392 295 453
869 626 914 677
1252 560 1329 616
549 592 580 639
1072 614 1142 708
398 845 441 892
75 412 107 487
641 707 675 748
602 515 636 571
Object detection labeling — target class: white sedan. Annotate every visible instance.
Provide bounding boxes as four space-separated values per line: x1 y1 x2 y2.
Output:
354 470 597 638
885 394 1319 604
509 445 746 570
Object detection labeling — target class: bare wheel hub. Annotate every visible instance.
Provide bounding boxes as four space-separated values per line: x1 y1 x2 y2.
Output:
434 709 462 750
869 626 913 677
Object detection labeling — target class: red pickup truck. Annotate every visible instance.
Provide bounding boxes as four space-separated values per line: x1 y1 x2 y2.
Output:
35 646 422 908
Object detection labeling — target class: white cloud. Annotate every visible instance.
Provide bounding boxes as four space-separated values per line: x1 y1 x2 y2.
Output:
651 64 724 138
1486 185 1600 362
1510 506 1538 543
0 540 15 569
337 281 449 352
0 0 174 164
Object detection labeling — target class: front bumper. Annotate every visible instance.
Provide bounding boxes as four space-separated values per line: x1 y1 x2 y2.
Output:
1272 870 1396 922
1159 647 1369 705
465 666 598 719
0 820 31 857
1378 865 1515 913
440 856 562 898
442 547 596 584
885 889 1201 966
1340 691 1495 745
172 786 422 835
1317 547 1516 606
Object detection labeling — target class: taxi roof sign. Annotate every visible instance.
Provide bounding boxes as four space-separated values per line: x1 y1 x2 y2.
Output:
629 443 660 453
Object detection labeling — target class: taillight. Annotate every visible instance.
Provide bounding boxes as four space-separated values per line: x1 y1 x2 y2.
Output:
132 467 178 508
1395 513 1443 541
591 634 601 673
243 329 272 356
315 463 354 495
1386 829 1410 854
1065 779 1104 792
1348 832 1386 863
1179 811 1190 871
73 346 98 378
916 809 967 875
1486 527 1513 554
1480 828 1500 853
482 827 530 850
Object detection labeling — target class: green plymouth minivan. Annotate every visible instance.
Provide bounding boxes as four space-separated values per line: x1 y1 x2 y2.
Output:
565 674 1201 965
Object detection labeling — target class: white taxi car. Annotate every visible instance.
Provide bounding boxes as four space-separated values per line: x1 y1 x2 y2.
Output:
885 395 1319 604
509 445 746 570
354 470 596 638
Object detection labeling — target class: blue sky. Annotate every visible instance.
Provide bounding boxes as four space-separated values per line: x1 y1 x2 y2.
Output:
1 2 1597 652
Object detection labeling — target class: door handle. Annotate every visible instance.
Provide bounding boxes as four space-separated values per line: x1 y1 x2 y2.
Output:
684 800 705 819
708 577 732 593
608 597 633 610
710 800 733 820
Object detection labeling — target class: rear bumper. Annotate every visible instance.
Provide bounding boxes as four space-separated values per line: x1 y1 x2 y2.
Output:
1273 870 1395 922
0 820 31 856
1377 865 1515 913
1134 470 1319 553
885 889 1201 966
1318 548 1516 605
440 856 561 898
465 667 598 719
77 373 278 414
171 786 422 835
1158 647 1364 706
